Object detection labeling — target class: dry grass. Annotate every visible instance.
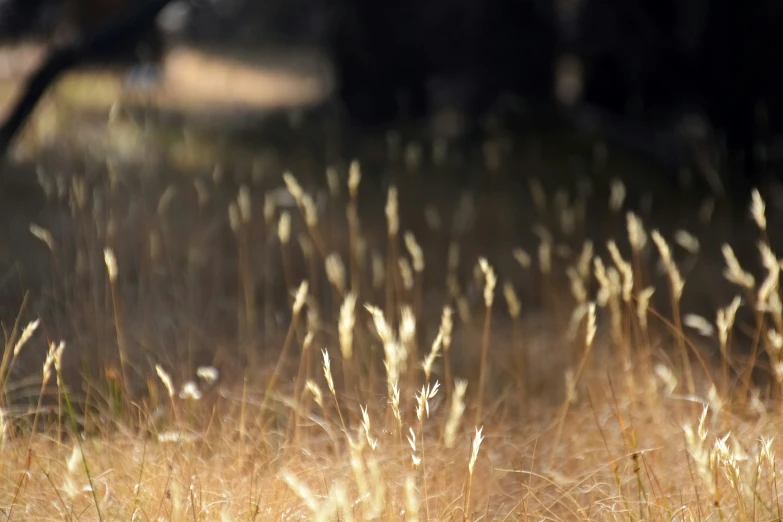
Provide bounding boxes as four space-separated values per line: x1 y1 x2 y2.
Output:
2 88 783 521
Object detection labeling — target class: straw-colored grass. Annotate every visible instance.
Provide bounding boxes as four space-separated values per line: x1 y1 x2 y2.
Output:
2 82 783 521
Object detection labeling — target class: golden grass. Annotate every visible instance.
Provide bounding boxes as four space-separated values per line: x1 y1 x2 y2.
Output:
2 90 783 521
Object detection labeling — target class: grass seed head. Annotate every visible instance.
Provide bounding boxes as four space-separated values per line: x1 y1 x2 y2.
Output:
593 257 611 306
651 230 671 264
365 304 394 345
103 247 118 282
322 349 336 395
179 381 202 400
715 296 742 348
339 292 357 360
237 185 251 223
479 258 497 307
684 314 715 337
532 224 553 244
297 237 313 265
51 340 65 385
303 331 314 352
758 242 780 306
305 380 323 408
29 224 55 252
655 364 678 395
609 178 626 212
760 437 776 471
457 296 472 323
391 383 402 428
567 267 587 304
325 253 346 294
13 318 40 357
565 368 578 404
674 229 700 254
626 212 647 252
360 405 377 450
293 281 309 315
386 186 399 236
283 171 303 203
422 331 443 382
384 342 403 393
444 379 468 448
404 231 425 272
66 442 82 476
281 470 320 513
398 257 414 290
469 426 485 474
42 340 63 385
769 327 783 351
196 366 219 385
155 364 175 398
751 188 767 231
212 164 224 185
149 231 161 262
407 427 420 467
636 286 655 330
278 212 291 244
652 230 684 299
348 160 361 198
440 306 453 351
586 302 597 347
577 241 593 280
721 244 755 289
567 303 590 339
513 247 531 269
415 381 440 421
263 191 276 224
301 193 318 227
325 166 340 197
682 421 718 499
503 281 522 318
228 203 240 234
157 185 177 216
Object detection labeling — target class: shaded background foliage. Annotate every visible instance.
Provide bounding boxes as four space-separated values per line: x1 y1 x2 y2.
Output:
0 0 780 414
0 0 782 189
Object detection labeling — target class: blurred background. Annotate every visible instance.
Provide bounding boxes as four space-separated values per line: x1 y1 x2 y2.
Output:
0 0 780 409
0 0 781 193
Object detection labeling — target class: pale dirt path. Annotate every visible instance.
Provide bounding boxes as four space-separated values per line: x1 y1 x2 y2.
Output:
0 42 335 120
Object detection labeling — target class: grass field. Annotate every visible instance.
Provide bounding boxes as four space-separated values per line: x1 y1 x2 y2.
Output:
1 70 783 521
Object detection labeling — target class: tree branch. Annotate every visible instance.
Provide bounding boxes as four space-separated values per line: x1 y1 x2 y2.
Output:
0 0 174 157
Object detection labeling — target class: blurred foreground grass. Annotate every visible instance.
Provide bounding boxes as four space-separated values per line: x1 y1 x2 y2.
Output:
0 51 783 521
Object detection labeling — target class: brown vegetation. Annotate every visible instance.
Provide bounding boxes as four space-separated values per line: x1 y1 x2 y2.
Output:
0 79 782 521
